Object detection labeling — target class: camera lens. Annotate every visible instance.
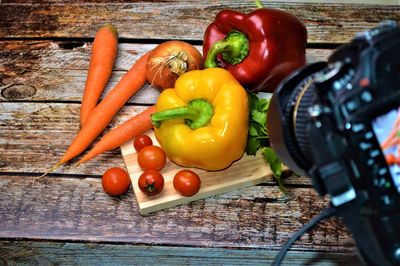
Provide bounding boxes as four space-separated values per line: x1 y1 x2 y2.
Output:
267 62 327 174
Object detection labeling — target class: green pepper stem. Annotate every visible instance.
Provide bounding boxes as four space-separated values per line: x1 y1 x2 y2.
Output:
204 31 249 68
151 99 213 130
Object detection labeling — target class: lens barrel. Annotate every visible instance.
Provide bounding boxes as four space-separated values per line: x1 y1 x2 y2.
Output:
267 62 327 174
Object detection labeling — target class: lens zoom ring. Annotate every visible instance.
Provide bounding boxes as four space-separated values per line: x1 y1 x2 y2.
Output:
294 84 317 162
282 77 314 169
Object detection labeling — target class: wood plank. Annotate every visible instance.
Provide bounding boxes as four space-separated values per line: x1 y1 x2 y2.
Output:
0 41 160 104
0 101 309 185
0 102 141 176
0 2 398 43
0 40 332 103
0 241 362 266
0 174 355 252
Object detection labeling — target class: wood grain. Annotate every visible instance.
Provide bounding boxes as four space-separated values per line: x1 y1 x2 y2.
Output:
0 41 160 104
0 40 332 103
0 101 309 185
0 1 395 263
0 102 142 176
0 2 398 43
0 241 362 266
0 174 355 253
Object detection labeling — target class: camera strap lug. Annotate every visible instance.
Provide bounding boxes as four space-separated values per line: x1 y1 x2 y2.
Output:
318 161 356 207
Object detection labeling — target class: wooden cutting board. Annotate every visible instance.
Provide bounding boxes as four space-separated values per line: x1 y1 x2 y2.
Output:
121 130 274 215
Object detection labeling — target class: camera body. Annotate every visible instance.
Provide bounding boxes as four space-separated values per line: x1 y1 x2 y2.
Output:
267 21 400 265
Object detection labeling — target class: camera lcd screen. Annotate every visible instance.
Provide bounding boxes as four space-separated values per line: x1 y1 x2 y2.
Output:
371 107 400 192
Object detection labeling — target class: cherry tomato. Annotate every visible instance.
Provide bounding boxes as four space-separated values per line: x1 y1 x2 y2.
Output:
385 154 396 165
137 145 166 171
102 167 131 196
396 156 400 165
173 170 201 197
134 134 153 152
138 170 164 196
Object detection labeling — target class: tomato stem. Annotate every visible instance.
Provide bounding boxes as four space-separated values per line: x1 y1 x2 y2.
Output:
146 181 156 193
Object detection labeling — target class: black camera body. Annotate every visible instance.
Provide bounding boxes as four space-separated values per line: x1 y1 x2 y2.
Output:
268 22 400 265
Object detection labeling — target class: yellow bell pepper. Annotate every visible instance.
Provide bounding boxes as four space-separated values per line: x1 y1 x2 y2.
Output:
151 68 249 171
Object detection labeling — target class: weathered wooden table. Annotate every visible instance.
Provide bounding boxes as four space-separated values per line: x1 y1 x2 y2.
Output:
1 1 399 265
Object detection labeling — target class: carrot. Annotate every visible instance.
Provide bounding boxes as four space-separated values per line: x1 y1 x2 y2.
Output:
40 52 150 177
80 24 118 127
77 105 156 165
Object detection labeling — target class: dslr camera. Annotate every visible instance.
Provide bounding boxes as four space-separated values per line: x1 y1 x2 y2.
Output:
268 21 400 265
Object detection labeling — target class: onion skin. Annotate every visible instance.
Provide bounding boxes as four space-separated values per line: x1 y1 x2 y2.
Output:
146 41 203 91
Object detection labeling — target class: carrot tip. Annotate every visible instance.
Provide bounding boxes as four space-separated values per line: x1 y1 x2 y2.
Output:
33 162 64 184
103 23 118 38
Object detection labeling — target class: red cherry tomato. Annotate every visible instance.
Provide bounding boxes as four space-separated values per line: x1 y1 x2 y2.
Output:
137 145 166 171
173 170 201 197
138 170 164 196
396 156 400 165
101 167 131 196
134 134 153 152
385 154 396 165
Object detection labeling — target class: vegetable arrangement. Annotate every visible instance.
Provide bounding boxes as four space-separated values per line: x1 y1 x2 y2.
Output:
40 34 202 178
42 2 308 199
132 133 200 197
131 134 167 196
43 52 151 175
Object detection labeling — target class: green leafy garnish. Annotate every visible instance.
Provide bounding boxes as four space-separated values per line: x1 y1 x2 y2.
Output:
246 92 286 194
262 147 286 195
246 92 269 156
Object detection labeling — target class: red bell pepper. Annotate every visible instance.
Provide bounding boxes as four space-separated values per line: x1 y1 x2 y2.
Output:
203 8 307 93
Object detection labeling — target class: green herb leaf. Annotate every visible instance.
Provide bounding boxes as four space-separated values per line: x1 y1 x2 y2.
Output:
248 91 259 110
257 98 269 112
262 147 287 195
246 136 260 156
246 92 269 156
246 92 286 194
262 147 282 177
262 98 270 112
251 109 267 127
248 122 260 137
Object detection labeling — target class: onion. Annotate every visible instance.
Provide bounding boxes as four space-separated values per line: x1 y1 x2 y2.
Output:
146 41 203 91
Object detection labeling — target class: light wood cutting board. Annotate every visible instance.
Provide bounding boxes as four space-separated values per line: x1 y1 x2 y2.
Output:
121 130 274 215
